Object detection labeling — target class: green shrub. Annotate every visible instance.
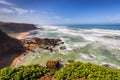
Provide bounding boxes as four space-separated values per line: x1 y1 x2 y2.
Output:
54 62 120 80
0 65 49 80
1 62 120 80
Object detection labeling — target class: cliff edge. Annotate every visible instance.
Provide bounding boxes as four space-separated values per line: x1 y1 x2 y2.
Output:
0 29 26 68
0 22 37 33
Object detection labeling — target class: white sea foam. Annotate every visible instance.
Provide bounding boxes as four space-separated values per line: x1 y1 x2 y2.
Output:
90 29 120 36
24 25 120 68
80 53 96 60
29 25 120 49
57 28 79 36
60 37 72 50
37 25 67 31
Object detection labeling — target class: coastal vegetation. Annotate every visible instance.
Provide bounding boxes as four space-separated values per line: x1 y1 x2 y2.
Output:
0 62 120 80
54 62 120 80
0 65 49 80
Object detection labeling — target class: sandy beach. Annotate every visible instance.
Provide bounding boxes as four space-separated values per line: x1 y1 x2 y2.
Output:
16 32 30 40
10 32 30 40
10 32 38 67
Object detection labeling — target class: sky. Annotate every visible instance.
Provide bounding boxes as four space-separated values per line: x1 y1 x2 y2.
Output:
0 0 120 24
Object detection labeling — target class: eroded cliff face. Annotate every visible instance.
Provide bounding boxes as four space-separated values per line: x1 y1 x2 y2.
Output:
0 22 37 33
0 29 26 68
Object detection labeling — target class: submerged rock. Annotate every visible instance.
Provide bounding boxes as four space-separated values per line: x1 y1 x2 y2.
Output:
60 46 66 50
102 64 111 67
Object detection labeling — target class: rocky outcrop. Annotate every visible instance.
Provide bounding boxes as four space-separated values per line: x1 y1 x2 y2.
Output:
0 22 37 33
34 38 62 46
46 60 60 72
0 29 26 68
21 38 65 52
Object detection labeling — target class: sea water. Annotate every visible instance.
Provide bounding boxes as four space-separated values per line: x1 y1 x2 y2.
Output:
18 25 120 69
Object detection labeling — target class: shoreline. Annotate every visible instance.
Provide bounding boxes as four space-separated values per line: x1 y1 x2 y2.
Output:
10 32 30 40
10 32 38 67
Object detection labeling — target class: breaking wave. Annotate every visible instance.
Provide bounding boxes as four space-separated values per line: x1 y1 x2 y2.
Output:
24 25 120 69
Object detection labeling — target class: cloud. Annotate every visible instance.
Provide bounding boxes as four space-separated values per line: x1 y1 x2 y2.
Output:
0 8 14 14
11 7 35 15
0 0 34 15
29 10 35 13
11 7 28 15
0 0 14 6
0 7 34 15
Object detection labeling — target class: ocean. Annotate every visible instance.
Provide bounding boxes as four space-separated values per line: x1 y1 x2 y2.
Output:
17 25 120 69
65 25 120 30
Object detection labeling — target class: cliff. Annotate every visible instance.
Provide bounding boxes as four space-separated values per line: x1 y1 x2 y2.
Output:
0 22 37 33
0 29 26 68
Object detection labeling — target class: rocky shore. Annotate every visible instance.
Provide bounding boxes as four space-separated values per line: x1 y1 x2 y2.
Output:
0 21 38 68
0 22 65 68
21 38 65 52
11 37 66 67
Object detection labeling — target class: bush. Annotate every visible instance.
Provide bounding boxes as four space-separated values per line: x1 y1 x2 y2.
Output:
0 65 49 80
54 62 120 80
1 62 120 80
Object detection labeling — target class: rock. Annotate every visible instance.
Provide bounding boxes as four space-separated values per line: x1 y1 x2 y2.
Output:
21 38 63 52
49 48 53 52
46 60 59 72
101 63 114 68
60 46 66 50
57 41 64 45
19 37 65 56
46 60 59 69
102 64 110 67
